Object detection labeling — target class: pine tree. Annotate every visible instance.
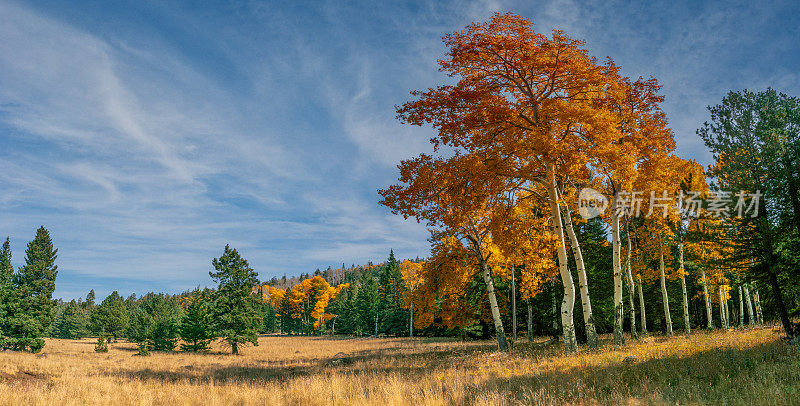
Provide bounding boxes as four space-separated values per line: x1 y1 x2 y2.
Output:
210 245 262 354
53 299 90 339
4 227 58 352
327 284 357 334
18 226 58 326
0 237 13 345
0 237 11 288
260 302 277 333
128 293 181 353
377 250 409 336
148 294 181 351
85 289 96 308
92 291 129 341
355 270 378 336
180 289 215 352
698 89 800 338
94 334 108 352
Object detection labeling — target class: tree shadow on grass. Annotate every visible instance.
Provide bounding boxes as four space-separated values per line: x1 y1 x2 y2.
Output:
107 343 499 385
466 340 799 405
105 335 798 404
109 345 230 356
114 364 441 385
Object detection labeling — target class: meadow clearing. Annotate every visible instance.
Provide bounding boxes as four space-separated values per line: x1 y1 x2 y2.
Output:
1 327 798 405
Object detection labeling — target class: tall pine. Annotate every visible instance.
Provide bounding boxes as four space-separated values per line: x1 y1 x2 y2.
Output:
377 250 409 336
92 291 129 340
4 228 58 351
355 269 378 336
327 285 358 334
210 245 262 354
0 237 13 343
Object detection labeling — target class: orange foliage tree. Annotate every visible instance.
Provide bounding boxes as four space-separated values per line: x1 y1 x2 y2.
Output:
265 276 348 334
380 152 515 350
399 259 424 336
388 12 639 353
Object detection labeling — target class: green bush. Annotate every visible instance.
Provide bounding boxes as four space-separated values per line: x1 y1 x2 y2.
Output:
94 335 108 353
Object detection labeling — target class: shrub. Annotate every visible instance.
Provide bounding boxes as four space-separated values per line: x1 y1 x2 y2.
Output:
94 335 108 353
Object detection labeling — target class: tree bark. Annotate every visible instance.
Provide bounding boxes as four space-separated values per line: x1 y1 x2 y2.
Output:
658 239 673 336
678 243 690 334
625 222 637 339
232 341 239 355
758 206 794 337
611 212 625 345
474 247 508 351
767 268 793 337
744 284 755 327
551 285 559 340
738 286 745 328
753 287 764 326
724 286 731 329
511 265 517 341
718 285 727 330
546 167 578 353
410 299 414 337
701 268 713 329
637 275 647 335
562 204 599 349
481 263 508 350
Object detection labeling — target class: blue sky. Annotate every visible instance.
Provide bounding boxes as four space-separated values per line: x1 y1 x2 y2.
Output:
1 0 798 300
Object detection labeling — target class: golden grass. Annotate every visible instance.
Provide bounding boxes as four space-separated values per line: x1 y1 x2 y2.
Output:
1 328 798 405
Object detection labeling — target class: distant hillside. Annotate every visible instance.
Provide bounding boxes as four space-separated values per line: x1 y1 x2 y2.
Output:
262 255 423 290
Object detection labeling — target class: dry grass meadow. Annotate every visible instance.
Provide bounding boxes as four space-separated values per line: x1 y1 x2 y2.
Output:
1 328 798 405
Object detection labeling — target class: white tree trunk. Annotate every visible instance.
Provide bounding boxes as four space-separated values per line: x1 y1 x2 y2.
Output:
701 268 713 329
718 285 727 330
477 252 508 351
723 286 731 330
658 239 673 336
562 204 599 349
753 287 764 325
410 297 414 337
679 243 690 334
680 275 690 334
551 287 559 338
612 212 625 345
637 275 647 335
625 225 637 339
738 286 745 328
547 169 578 353
744 284 755 328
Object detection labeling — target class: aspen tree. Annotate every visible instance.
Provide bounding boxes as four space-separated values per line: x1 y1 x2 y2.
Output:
380 153 514 350
738 286 745 328
744 283 755 327
391 13 669 352
598 78 676 345
624 220 638 339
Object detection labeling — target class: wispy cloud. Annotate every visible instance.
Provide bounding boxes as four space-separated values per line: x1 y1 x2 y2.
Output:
0 0 435 299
